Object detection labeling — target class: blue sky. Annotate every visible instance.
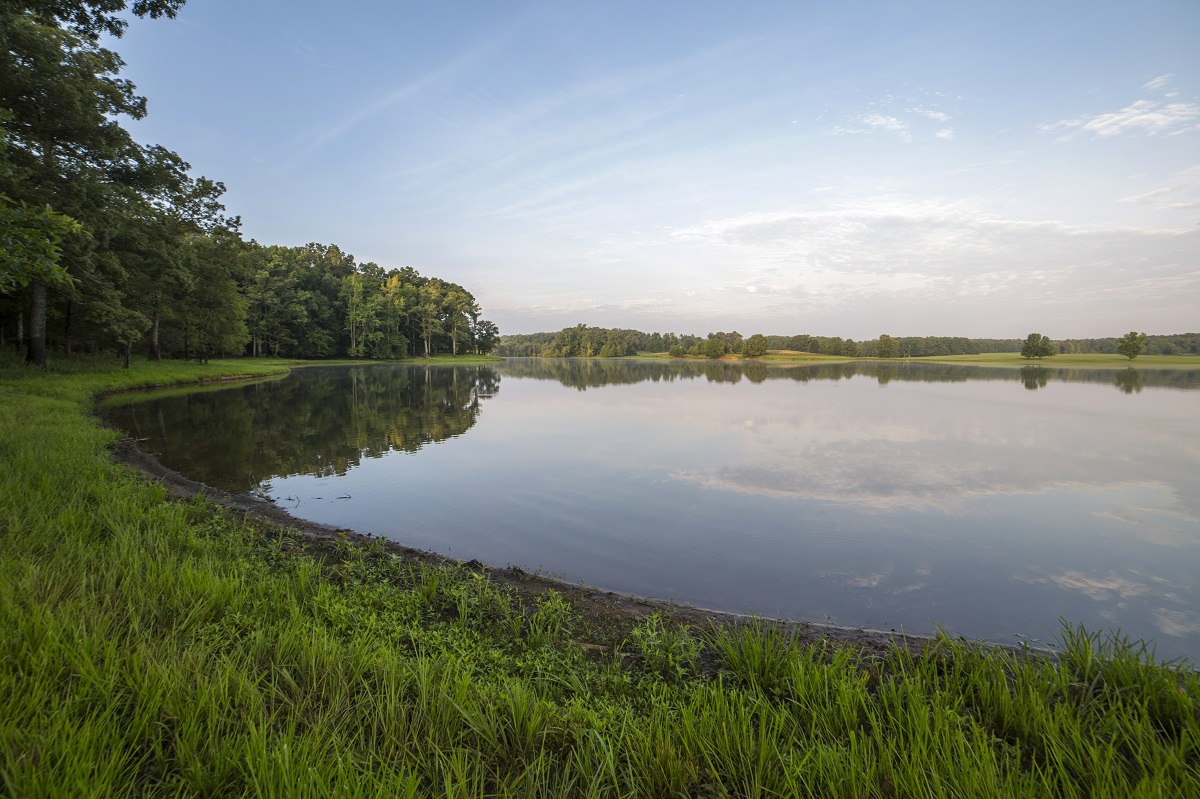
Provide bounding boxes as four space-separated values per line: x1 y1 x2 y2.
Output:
116 1 1199 337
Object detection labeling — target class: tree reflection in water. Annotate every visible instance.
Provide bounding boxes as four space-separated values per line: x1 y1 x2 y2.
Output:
1020 366 1051 391
498 357 1199 393
103 359 1196 492
1114 368 1144 395
103 365 500 491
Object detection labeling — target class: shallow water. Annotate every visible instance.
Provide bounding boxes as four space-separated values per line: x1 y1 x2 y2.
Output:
104 360 1200 659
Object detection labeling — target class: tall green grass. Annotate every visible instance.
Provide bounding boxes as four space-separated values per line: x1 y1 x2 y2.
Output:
1 359 1197 796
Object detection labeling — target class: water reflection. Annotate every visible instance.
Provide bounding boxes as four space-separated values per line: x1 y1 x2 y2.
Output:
103 359 1200 659
1114 368 1143 395
497 357 1200 394
1020 366 1050 391
102 365 500 491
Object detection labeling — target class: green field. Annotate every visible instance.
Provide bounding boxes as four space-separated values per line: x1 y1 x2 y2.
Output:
634 350 1200 367
1 358 1197 796
918 352 1200 367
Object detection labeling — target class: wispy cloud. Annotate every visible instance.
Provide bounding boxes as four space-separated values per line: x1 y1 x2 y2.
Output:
670 201 1196 275
292 34 510 160
1143 74 1173 92
1118 165 1200 209
833 113 914 142
1042 98 1200 139
657 200 1200 333
908 107 949 121
833 95 955 142
863 114 912 142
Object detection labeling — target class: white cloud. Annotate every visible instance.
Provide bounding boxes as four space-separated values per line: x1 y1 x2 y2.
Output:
661 201 1200 332
670 201 1192 273
1120 186 1175 204
934 128 955 140
1143 74 1173 91
1118 165 1200 210
908 107 949 121
861 114 913 142
1042 98 1200 139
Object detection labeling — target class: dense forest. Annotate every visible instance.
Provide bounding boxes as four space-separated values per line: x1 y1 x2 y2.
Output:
0 1 496 366
498 325 1200 358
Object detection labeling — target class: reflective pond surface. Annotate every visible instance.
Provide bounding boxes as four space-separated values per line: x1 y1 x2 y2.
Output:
103 360 1200 659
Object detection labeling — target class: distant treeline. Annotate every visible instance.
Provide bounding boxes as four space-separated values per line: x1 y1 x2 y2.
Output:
1055 334 1200 356
497 325 1200 358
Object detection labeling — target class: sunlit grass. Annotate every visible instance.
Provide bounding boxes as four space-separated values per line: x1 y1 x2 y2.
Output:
1 358 1197 795
922 352 1200 367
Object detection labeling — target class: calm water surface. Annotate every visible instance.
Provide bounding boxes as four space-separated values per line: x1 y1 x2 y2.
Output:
104 360 1200 659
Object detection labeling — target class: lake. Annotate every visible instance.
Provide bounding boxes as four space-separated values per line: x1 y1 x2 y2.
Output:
103 359 1200 660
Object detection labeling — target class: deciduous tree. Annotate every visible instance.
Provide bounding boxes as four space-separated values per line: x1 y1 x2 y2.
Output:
743 333 768 357
1117 331 1147 360
1021 333 1055 359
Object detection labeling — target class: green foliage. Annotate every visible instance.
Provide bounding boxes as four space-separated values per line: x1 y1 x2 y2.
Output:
699 335 728 358
19 0 186 40
500 326 701 357
503 330 1200 361
1021 332 1056 359
710 620 797 696
877 333 899 359
0 193 83 291
1117 330 1147 360
743 333 768 357
627 612 702 682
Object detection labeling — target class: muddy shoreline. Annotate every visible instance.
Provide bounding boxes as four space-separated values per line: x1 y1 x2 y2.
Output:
101 395 991 658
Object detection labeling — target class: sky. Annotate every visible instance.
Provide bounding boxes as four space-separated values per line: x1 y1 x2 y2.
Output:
114 0 1200 338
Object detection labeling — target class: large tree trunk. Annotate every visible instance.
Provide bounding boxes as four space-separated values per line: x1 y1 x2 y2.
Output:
63 300 73 358
25 281 47 367
123 339 133 369
150 309 161 360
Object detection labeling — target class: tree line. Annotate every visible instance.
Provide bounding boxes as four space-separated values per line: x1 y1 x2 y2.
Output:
500 325 1199 360
1056 333 1198 356
0 1 496 366
497 326 1025 358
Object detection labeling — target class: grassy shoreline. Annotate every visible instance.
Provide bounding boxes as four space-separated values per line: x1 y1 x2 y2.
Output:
2 358 1197 796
